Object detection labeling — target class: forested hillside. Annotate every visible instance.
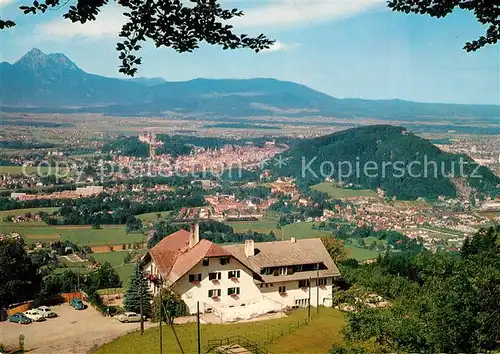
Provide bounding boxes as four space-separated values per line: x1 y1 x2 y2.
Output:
334 225 500 353
272 125 499 200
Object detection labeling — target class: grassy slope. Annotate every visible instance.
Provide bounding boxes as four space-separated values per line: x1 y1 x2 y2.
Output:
344 244 380 261
311 182 377 198
95 308 345 354
0 222 145 245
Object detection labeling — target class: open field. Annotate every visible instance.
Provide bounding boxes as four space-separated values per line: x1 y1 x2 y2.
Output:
0 207 58 224
344 244 380 261
95 308 346 354
56 250 148 288
311 182 378 198
0 165 71 175
0 223 145 245
137 211 172 223
227 220 331 240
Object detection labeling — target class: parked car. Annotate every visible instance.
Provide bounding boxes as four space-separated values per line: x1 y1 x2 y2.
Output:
70 298 85 310
24 310 46 322
7 313 32 324
117 312 142 323
37 306 57 318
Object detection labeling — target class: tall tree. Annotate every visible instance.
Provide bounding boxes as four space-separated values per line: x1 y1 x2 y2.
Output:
0 239 40 308
124 262 153 316
1 0 274 76
321 237 348 263
388 0 499 52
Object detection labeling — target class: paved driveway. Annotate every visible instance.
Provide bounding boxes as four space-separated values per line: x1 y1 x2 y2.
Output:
1 303 151 353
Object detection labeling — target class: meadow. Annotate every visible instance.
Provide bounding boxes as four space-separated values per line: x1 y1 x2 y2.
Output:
136 211 172 223
0 166 71 175
0 221 145 246
0 207 59 224
227 220 331 240
311 182 377 198
56 250 148 288
95 308 346 354
344 244 380 261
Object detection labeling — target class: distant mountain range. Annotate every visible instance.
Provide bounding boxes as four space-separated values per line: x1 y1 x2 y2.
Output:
1 48 499 121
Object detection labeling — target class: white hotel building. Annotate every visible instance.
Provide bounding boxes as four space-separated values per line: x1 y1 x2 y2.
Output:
142 224 341 321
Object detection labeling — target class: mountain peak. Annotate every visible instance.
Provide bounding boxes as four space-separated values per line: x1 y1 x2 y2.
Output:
15 48 48 68
14 48 81 72
47 53 80 71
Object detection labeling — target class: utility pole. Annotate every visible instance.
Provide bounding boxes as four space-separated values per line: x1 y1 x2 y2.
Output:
140 276 144 335
77 267 80 299
159 296 163 354
197 301 201 354
308 277 311 322
316 268 320 315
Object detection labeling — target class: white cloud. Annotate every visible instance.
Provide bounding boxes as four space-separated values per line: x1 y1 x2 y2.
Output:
263 41 300 52
232 0 385 29
35 8 125 40
0 0 15 7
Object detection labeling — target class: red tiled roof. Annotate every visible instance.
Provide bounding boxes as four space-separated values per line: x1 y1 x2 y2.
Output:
148 229 232 284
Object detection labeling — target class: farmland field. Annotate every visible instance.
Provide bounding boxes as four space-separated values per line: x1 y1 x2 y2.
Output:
226 220 330 240
0 223 145 245
136 211 172 223
95 308 347 354
311 182 378 198
55 250 147 288
344 244 380 261
0 166 70 175
0 207 59 225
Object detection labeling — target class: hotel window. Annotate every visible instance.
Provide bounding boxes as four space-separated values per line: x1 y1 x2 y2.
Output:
209 272 221 281
188 274 202 282
279 286 286 294
228 287 240 296
295 298 309 307
317 278 327 286
208 289 221 298
202 258 209 266
228 270 241 279
296 265 303 272
220 257 230 265
298 280 310 288
279 267 287 275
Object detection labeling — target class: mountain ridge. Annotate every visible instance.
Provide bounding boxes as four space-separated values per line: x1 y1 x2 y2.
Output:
1 49 499 121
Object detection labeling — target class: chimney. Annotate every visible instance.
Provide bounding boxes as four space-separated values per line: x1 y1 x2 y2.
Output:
189 222 199 248
290 237 296 243
244 239 255 257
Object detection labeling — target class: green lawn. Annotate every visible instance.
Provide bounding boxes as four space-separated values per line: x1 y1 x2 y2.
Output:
344 244 380 261
0 223 145 246
0 207 59 225
95 308 346 354
0 166 70 175
137 211 172 223
227 220 330 240
55 250 148 288
311 182 377 198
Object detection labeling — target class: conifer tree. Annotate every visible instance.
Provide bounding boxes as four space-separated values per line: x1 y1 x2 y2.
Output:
124 262 152 316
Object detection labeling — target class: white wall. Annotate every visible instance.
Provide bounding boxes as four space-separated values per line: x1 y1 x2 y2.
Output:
172 256 262 314
145 257 335 314
258 277 334 308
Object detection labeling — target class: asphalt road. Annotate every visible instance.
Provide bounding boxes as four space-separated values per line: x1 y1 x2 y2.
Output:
1 302 148 353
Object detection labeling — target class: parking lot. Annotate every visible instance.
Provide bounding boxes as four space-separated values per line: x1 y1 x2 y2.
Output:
1 302 150 353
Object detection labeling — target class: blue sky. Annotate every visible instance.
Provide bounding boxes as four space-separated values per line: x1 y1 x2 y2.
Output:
1 0 499 105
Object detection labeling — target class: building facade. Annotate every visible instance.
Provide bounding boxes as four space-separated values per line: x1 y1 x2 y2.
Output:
143 224 341 316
